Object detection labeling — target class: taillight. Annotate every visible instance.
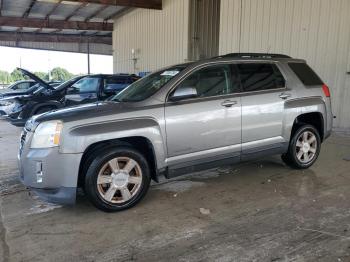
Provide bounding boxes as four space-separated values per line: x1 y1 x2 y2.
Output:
322 84 330 97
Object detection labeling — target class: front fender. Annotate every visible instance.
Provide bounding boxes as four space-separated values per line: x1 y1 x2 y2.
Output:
60 118 167 169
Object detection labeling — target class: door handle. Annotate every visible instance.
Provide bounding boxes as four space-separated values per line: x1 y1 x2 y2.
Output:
221 100 237 107
279 93 291 100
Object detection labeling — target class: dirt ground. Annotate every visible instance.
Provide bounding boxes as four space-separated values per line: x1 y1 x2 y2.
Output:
0 119 350 262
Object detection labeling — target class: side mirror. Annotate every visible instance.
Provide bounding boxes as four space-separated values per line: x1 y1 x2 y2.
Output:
170 86 197 101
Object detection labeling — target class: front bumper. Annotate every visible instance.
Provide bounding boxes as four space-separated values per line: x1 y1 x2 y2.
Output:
18 131 83 204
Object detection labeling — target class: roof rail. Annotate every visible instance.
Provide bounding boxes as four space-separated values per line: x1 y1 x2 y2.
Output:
218 53 291 59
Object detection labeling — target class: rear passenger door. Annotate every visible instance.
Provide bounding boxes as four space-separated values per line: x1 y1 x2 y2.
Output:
237 63 289 155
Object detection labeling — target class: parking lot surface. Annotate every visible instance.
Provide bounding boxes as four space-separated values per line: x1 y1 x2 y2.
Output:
0 120 350 262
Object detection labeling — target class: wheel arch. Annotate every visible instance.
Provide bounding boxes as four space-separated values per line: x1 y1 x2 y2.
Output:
30 101 62 115
77 136 160 188
284 97 327 142
291 112 325 141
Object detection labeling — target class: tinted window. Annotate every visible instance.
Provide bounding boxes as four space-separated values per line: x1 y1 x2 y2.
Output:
71 77 100 93
104 77 125 90
288 62 323 86
175 65 236 98
16 82 31 90
237 63 285 92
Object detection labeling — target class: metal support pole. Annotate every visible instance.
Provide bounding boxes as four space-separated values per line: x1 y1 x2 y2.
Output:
87 39 91 74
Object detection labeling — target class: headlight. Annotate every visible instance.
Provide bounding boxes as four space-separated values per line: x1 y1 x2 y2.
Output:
31 120 63 149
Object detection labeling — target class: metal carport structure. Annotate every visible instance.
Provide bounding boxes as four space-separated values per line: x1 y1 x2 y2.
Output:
0 0 162 65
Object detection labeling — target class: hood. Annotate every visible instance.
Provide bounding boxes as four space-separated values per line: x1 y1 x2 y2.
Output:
34 101 137 123
0 90 33 98
17 68 52 90
0 95 30 101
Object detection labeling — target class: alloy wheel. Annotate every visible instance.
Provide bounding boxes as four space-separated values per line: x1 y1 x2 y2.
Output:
97 157 143 204
295 131 317 164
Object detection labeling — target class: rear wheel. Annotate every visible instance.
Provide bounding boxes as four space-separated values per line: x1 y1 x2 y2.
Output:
282 125 321 169
84 147 151 212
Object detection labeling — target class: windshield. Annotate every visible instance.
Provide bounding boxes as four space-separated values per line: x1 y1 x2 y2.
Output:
54 76 85 90
111 66 187 102
32 76 85 95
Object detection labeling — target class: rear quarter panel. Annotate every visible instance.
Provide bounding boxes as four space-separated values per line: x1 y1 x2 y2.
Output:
280 61 332 140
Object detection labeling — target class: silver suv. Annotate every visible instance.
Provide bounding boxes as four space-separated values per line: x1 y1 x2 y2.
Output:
18 53 333 212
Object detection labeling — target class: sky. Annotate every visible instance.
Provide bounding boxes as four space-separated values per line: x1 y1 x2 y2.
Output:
0 46 113 75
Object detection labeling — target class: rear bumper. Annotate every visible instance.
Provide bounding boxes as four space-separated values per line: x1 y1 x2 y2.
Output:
324 129 332 140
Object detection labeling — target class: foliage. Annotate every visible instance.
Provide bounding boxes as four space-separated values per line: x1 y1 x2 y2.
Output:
0 68 75 84
10 69 26 82
34 72 49 81
50 67 74 82
0 70 12 84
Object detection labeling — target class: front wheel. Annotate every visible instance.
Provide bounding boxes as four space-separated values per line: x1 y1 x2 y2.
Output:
84 147 151 212
282 125 321 169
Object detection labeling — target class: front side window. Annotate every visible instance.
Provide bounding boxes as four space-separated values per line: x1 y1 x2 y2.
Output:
70 77 100 93
112 66 186 102
237 63 285 92
171 64 238 100
15 82 31 90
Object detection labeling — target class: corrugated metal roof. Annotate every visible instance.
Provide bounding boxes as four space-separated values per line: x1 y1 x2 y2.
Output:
0 40 112 55
0 0 128 54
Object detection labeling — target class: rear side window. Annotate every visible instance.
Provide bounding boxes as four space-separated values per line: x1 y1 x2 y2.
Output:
104 77 128 92
288 63 323 86
237 63 285 92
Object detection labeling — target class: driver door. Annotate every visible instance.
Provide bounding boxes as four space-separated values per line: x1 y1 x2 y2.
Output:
165 64 242 171
65 77 100 106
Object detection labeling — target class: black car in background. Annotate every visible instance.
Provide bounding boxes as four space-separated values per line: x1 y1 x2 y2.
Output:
0 80 62 98
0 80 36 94
3 69 140 126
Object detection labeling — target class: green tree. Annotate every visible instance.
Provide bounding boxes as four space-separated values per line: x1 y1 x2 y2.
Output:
34 72 49 81
0 70 12 84
49 67 73 82
10 69 25 82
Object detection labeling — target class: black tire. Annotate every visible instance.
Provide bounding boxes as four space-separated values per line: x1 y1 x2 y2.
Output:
84 147 151 212
282 124 321 169
34 106 55 116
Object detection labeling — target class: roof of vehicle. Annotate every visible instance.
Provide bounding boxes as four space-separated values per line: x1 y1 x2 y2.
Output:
162 53 306 73
87 74 140 78
13 80 36 83
210 53 306 63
